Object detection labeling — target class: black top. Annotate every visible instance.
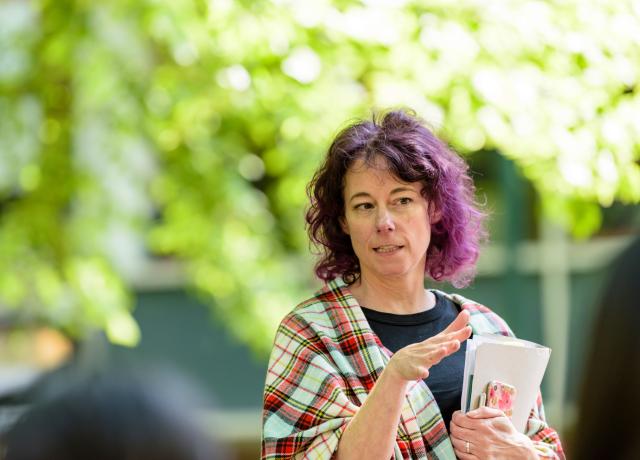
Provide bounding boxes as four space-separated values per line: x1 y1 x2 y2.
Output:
361 292 466 431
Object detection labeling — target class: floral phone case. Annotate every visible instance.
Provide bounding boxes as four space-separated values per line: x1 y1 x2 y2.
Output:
485 380 517 418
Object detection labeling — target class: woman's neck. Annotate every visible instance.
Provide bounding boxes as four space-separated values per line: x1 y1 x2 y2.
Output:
348 271 435 314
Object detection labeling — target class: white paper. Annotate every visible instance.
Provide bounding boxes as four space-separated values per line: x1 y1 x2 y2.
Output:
461 334 551 433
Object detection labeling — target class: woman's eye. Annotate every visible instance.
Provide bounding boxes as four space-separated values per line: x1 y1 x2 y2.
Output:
397 197 413 205
354 203 373 211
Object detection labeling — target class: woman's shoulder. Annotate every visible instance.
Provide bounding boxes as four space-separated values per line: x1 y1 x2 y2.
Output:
278 279 351 331
434 290 515 337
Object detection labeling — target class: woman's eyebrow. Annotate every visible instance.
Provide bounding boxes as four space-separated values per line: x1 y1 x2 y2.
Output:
348 191 372 203
390 186 417 195
348 187 417 203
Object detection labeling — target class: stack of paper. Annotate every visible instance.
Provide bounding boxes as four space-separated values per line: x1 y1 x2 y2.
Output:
461 334 551 433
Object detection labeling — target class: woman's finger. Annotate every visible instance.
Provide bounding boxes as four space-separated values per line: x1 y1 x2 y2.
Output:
466 406 504 419
453 450 479 460
450 436 480 460
417 366 429 379
451 410 479 430
418 345 447 367
449 419 476 441
425 339 460 356
422 326 471 346
441 310 470 334
425 341 460 365
449 325 472 341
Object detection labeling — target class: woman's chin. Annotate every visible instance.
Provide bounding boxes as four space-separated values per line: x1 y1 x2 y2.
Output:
365 264 415 280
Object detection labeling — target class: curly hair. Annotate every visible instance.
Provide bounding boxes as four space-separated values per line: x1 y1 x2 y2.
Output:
305 109 487 288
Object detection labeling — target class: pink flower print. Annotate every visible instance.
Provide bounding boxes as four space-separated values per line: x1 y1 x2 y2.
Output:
485 382 515 418
488 385 499 407
498 386 514 417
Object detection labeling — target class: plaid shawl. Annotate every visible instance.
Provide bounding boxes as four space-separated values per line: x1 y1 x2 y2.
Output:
262 280 564 459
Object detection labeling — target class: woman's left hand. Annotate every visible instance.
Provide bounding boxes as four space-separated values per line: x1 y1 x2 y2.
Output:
450 407 538 460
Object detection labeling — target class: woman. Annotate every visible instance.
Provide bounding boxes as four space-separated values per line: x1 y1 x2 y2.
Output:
262 110 564 459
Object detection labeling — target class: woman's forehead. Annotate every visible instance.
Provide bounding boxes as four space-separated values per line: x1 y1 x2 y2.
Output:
344 159 420 192
348 155 388 172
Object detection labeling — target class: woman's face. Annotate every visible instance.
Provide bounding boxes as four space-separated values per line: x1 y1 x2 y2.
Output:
341 157 437 282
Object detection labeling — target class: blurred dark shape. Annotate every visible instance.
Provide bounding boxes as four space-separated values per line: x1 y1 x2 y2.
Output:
2 365 229 460
572 236 640 460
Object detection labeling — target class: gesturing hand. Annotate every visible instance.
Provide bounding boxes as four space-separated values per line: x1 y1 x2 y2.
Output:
385 310 472 382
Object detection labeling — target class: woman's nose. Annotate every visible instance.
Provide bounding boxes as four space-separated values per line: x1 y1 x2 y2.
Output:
376 210 395 233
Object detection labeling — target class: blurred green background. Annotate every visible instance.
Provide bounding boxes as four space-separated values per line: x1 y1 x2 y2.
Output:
1 0 639 457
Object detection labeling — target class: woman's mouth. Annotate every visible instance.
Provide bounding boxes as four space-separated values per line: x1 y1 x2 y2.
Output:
374 245 403 253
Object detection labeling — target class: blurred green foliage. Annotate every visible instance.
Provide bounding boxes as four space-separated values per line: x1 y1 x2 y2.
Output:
1 0 639 353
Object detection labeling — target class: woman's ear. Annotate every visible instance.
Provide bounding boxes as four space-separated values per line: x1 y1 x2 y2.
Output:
340 216 350 235
429 203 442 224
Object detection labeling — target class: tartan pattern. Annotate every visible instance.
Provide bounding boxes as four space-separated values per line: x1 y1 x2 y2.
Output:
262 279 564 459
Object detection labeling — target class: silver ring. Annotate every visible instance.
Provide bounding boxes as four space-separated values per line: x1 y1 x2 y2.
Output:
465 440 470 454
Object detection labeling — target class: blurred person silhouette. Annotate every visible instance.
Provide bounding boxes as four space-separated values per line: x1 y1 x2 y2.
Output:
2 366 229 460
572 236 640 460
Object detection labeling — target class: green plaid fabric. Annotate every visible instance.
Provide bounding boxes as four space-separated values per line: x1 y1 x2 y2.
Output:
262 279 564 459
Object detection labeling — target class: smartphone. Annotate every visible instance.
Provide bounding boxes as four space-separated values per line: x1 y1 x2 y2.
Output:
484 380 517 418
